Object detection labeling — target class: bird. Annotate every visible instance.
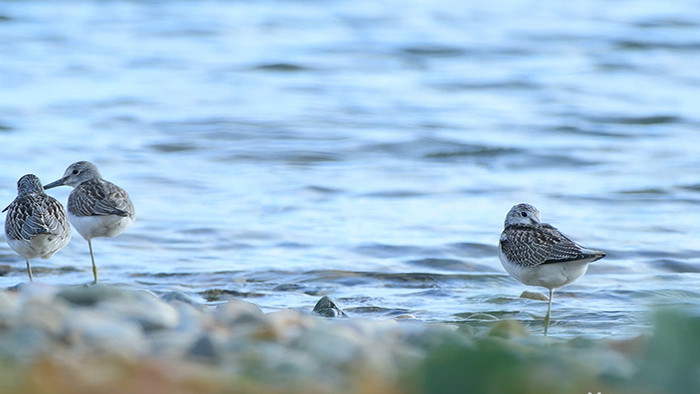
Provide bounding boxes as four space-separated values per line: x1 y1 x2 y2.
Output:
44 161 134 283
498 203 605 335
3 174 72 281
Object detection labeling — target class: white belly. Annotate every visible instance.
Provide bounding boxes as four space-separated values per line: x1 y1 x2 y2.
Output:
69 212 134 240
500 249 591 290
7 232 71 260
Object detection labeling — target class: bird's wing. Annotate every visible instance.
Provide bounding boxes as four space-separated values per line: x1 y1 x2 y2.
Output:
7 196 68 240
500 225 553 268
70 179 134 217
538 224 604 264
501 224 603 267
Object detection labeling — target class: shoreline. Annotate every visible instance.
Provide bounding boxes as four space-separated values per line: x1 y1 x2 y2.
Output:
0 284 696 393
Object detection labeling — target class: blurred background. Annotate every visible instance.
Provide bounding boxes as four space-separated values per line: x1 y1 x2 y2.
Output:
1 0 699 337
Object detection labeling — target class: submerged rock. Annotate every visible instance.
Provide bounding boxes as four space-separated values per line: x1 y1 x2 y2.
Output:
520 290 549 301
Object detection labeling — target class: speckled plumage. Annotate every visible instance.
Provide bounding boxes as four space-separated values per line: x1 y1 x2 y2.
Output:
44 161 134 283
3 174 71 281
498 203 605 335
67 178 134 220
499 223 603 269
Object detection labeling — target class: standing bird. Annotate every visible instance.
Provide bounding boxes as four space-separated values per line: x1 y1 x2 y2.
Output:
498 203 605 335
44 161 134 283
3 174 71 281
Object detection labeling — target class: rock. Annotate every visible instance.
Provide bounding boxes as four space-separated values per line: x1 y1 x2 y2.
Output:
488 320 530 339
57 284 132 305
0 325 57 360
214 299 265 327
161 291 204 308
292 322 368 369
18 294 70 337
520 291 549 301
0 264 12 277
312 296 347 318
0 291 19 327
62 308 144 358
186 334 223 364
99 290 179 331
258 309 317 342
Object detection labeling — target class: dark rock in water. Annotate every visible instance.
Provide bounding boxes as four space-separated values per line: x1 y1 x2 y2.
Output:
313 296 347 318
520 291 549 301
0 265 12 277
6 282 27 292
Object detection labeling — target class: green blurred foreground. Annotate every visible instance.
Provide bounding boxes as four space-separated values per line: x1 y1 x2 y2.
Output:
0 285 698 394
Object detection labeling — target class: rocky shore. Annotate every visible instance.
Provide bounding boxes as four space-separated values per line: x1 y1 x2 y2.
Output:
0 284 697 394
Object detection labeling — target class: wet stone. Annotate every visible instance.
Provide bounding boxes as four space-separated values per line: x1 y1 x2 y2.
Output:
57 284 135 306
312 296 348 318
0 264 12 277
161 291 204 308
520 291 549 301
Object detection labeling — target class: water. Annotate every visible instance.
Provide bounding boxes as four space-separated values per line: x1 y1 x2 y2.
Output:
1 0 700 337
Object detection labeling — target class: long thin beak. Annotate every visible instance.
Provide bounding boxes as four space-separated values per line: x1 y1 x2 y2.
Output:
43 178 65 189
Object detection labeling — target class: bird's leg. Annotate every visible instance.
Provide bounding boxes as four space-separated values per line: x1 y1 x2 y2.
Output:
26 259 33 282
544 288 554 336
88 239 98 284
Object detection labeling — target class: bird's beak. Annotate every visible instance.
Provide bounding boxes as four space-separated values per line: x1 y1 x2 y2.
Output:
2 199 15 213
43 178 66 190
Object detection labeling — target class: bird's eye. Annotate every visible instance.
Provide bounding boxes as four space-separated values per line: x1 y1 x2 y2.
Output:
520 212 527 217
72 170 79 175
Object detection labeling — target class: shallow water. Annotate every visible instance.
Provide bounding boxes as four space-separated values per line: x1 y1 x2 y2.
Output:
1 0 700 337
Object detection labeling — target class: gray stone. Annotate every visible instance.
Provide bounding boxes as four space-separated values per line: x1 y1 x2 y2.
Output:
0 291 19 328
18 294 70 338
186 334 223 364
161 291 204 308
57 284 132 305
62 308 144 358
215 299 265 327
99 290 179 331
312 296 348 318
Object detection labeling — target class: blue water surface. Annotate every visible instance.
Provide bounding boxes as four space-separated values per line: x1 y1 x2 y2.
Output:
1 0 700 337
